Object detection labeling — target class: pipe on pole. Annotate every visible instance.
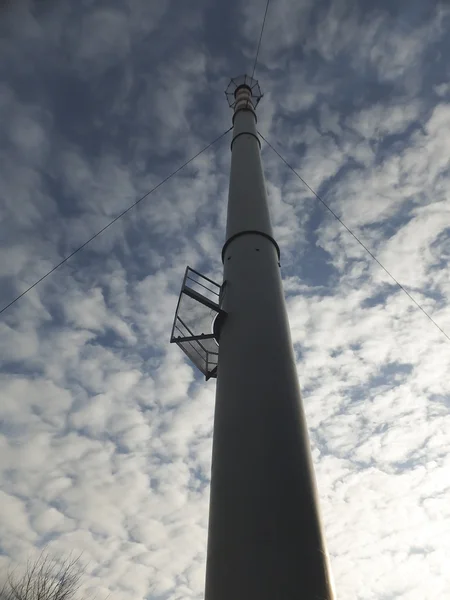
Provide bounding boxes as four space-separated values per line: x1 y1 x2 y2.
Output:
205 79 335 600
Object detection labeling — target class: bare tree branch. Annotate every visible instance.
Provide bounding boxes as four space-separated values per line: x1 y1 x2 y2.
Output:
0 553 84 600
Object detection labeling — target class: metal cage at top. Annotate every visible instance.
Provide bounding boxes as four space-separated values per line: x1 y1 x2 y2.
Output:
225 75 263 109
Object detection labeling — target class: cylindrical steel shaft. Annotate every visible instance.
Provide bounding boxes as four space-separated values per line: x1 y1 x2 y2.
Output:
205 82 335 600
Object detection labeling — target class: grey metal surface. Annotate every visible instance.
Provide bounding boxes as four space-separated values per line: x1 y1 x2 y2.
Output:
204 82 335 600
225 108 274 242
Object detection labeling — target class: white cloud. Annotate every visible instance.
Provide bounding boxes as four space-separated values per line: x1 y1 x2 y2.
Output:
74 8 131 73
346 100 422 140
434 82 450 97
1 1 450 600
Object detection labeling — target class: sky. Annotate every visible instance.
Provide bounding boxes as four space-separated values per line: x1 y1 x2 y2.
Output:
1 0 450 598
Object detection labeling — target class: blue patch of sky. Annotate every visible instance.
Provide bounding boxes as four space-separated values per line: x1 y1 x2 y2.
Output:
360 284 398 308
36 221 158 291
3 0 449 365
390 438 435 473
367 361 413 389
349 364 413 403
0 420 32 439
375 122 424 163
188 465 210 494
360 198 417 240
420 25 450 86
429 228 450 268
380 0 437 25
203 2 247 71
304 361 414 414
413 285 447 308
49 76 106 150
35 531 62 549
68 423 131 453
89 329 132 350
285 203 337 288
429 394 450 409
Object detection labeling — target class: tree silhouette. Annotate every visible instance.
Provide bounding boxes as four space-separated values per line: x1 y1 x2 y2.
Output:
1 553 83 600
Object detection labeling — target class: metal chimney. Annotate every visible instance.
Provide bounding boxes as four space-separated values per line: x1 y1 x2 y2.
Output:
171 75 335 600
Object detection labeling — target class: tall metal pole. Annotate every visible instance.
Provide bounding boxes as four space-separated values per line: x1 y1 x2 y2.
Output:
205 77 335 600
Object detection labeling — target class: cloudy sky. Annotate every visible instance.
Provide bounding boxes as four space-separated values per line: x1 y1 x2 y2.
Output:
1 0 450 598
